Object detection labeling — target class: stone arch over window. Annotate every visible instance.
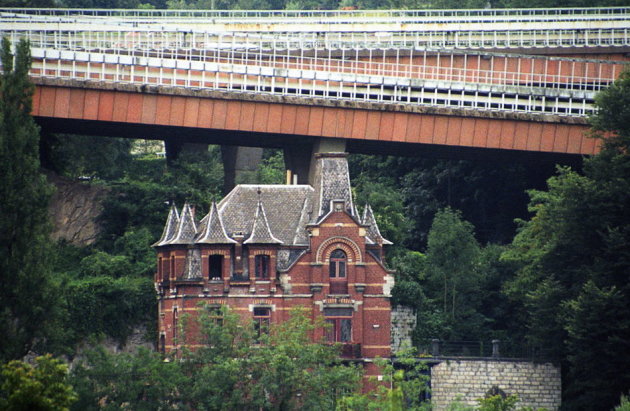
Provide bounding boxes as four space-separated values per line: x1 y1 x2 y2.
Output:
315 236 362 264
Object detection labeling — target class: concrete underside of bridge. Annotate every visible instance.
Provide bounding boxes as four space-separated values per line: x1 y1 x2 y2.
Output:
33 79 592 190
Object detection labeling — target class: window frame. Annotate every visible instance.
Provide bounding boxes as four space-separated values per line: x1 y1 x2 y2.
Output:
253 306 271 342
255 254 271 280
324 308 353 344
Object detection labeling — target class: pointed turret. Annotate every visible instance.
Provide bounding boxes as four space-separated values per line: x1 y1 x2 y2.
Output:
244 200 283 244
169 203 197 245
362 204 393 245
152 204 180 247
311 152 355 222
196 202 236 244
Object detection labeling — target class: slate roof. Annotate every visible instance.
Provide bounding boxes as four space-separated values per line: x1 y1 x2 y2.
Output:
244 200 283 244
311 153 355 222
219 185 313 246
196 202 236 244
362 204 393 245
155 153 393 253
153 204 179 247
169 203 197 245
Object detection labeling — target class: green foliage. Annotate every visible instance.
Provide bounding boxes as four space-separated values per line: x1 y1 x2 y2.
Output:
615 394 630 411
257 148 285 184
62 276 156 348
41 134 133 181
99 146 223 246
426 208 481 325
501 71 630 409
477 394 518 411
70 347 185 411
71 306 362 410
337 348 430 411
0 355 77 411
0 37 60 361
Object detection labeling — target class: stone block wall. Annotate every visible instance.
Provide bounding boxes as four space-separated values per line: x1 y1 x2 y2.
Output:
431 360 561 410
390 306 416 354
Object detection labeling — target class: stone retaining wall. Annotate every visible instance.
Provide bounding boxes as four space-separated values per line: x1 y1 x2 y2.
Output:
390 306 416 354
431 360 561 410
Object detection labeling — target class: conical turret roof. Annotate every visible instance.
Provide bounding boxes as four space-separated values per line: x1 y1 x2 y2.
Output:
362 204 392 245
196 202 236 244
152 204 180 247
169 203 197 245
244 199 283 244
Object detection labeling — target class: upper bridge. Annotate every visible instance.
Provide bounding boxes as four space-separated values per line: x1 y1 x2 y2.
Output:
2 7 629 175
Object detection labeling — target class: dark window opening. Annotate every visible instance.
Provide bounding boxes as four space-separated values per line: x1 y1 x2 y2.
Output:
255 255 270 279
253 307 271 342
207 306 224 326
209 255 223 280
329 249 347 278
324 308 353 343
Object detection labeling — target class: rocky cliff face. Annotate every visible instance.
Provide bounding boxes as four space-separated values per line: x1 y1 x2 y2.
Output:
47 171 109 246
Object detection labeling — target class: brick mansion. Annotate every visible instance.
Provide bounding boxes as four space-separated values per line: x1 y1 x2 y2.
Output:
153 152 394 377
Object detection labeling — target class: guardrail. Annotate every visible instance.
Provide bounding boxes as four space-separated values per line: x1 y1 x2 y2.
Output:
28 48 604 117
2 6 628 22
3 27 629 52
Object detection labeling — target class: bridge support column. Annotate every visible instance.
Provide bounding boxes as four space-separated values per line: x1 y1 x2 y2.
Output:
221 146 263 193
164 138 209 165
283 138 347 186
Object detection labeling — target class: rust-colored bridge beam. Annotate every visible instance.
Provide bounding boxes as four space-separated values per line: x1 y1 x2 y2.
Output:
31 78 597 158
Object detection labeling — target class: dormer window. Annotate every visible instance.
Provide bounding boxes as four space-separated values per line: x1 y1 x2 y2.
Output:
255 255 270 279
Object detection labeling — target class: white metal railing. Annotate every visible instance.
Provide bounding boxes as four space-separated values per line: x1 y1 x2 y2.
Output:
28 47 604 117
13 28 626 94
2 6 629 23
3 27 630 52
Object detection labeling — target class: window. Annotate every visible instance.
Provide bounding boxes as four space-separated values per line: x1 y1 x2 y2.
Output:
329 249 347 278
253 307 271 342
329 249 348 294
209 255 223 280
206 306 223 326
255 255 270 279
324 308 353 343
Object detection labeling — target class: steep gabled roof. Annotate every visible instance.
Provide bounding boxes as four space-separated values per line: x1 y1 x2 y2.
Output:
169 203 197 245
362 204 393 246
244 200 283 244
218 185 313 246
196 202 236 244
152 204 180 247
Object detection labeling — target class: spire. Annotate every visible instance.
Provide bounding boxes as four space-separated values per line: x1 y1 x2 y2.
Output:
169 202 197 245
311 152 355 222
152 204 180 247
244 199 283 244
196 202 236 244
362 204 393 245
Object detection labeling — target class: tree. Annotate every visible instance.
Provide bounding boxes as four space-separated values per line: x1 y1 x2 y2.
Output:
0 355 77 411
70 305 363 410
425 208 481 330
502 70 630 409
0 38 59 361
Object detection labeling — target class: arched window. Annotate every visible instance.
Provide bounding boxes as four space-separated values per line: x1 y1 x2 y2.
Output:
329 249 347 278
329 249 348 294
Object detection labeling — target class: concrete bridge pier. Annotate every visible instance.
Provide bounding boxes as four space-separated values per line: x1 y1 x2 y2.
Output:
221 146 264 193
284 138 347 186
